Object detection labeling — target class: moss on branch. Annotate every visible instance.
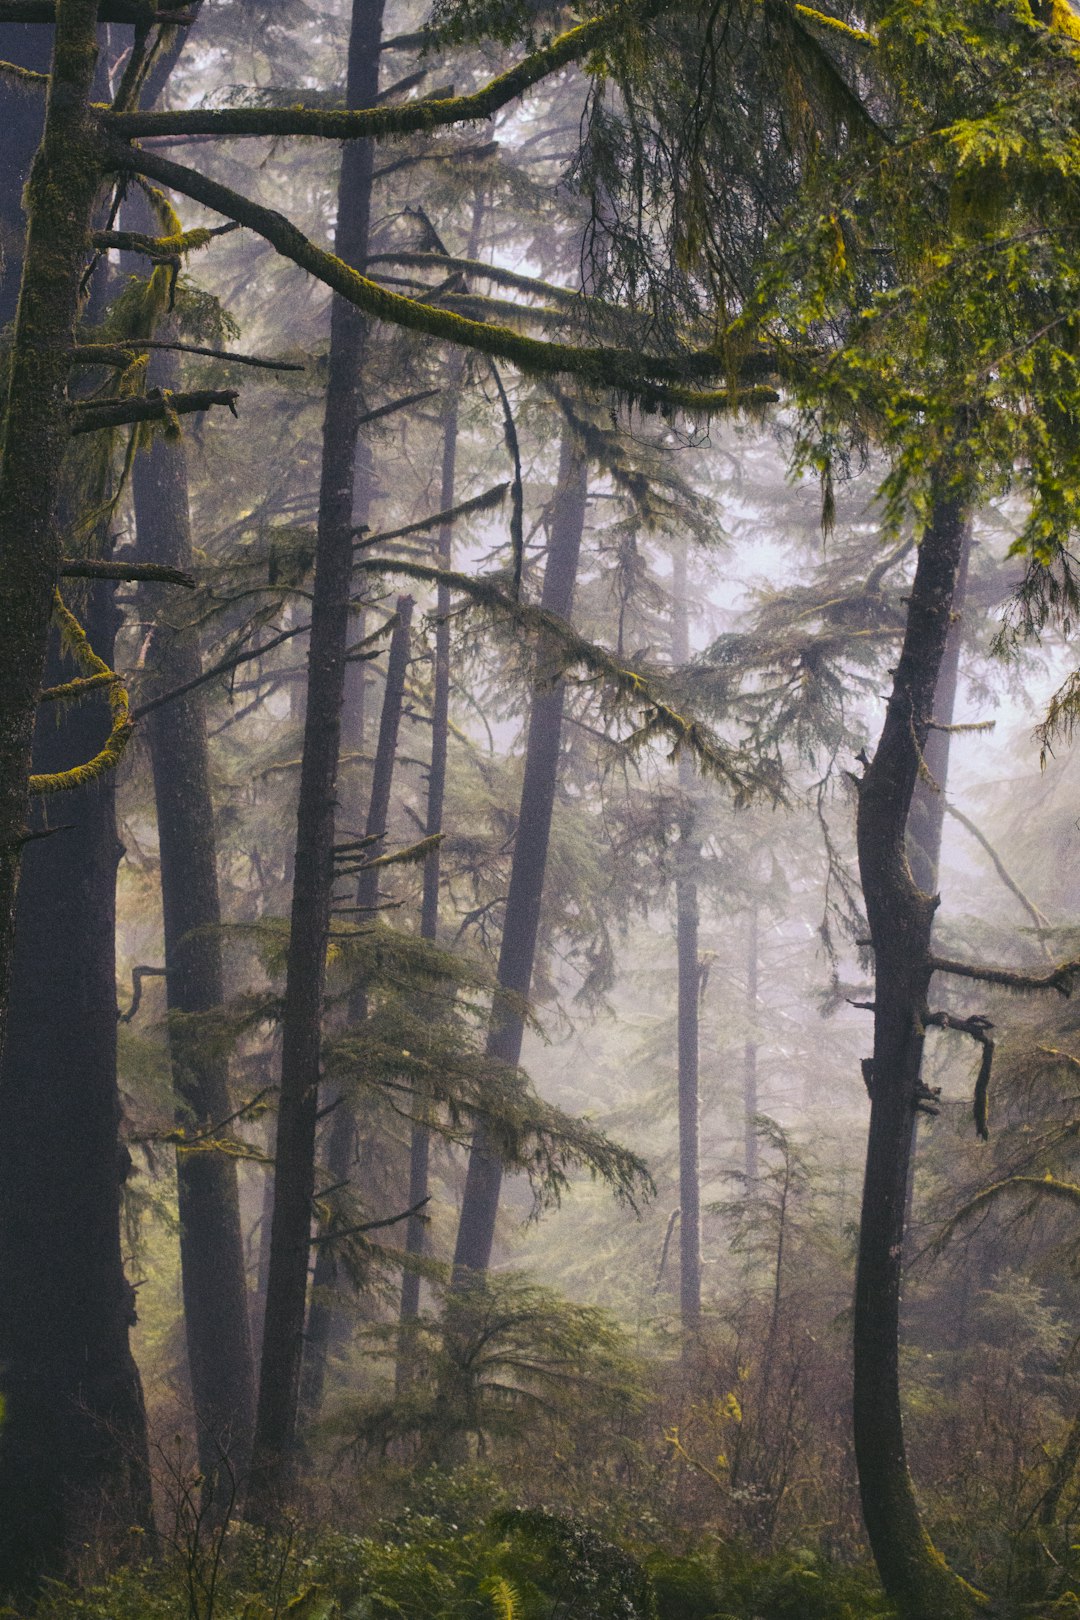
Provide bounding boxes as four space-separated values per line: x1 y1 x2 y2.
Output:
105 140 779 409
29 593 133 795
103 0 676 140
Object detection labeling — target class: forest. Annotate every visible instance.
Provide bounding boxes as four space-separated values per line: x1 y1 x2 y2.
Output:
6 0 1080 1616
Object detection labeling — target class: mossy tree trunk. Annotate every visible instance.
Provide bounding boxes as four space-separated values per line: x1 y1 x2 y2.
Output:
247 0 385 1515
0 0 106 1070
852 476 982 1620
0 582 152 1593
451 432 588 1279
133 349 258 1487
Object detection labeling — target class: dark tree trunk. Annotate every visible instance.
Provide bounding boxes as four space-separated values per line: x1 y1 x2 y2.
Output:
0 0 106 1081
132 351 258 1485
300 596 413 1416
0 583 152 1592
852 480 980 1620
902 527 971 1236
247 0 385 1514
451 433 588 1278
0 25 50 327
0 13 153 1592
743 901 759 1185
398 391 458 1345
670 543 701 1340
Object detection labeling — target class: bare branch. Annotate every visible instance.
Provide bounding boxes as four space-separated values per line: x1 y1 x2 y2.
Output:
61 558 195 587
67 387 239 434
71 340 304 373
929 953 1080 996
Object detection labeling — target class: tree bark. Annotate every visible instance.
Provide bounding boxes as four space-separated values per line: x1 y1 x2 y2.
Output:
300 596 413 1416
451 432 588 1278
398 387 459 1344
0 582 152 1592
0 0 106 1073
670 542 701 1340
246 0 385 1507
133 348 258 1486
853 477 981 1620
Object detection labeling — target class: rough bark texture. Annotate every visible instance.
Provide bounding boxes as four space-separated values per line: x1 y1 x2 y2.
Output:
451 432 588 1278
0 584 152 1592
670 542 701 1339
0 24 50 327
0 0 105 1073
247 0 385 1512
853 481 981 1620
300 597 413 1416
133 350 257 1484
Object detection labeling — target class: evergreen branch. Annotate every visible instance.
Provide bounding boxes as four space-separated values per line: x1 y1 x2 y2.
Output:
67 387 239 434
352 557 780 798
103 0 678 140
934 1175 1080 1256
104 139 779 408
60 558 195 587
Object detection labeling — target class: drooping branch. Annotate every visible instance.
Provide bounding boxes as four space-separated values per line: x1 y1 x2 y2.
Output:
103 140 779 411
29 594 134 796
67 387 239 434
924 1009 995 1139
103 0 677 141
944 800 1054 937
352 556 782 799
118 963 168 1024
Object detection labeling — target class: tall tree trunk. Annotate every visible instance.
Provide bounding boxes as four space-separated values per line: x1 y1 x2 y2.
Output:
398 388 459 1347
0 25 50 328
451 432 588 1278
902 527 971 1236
852 477 981 1620
133 350 258 1486
0 0 106 1075
0 582 153 1591
670 542 701 1340
300 597 413 1416
0 4 154 1592
247 0 385 1514
743 901 759 1185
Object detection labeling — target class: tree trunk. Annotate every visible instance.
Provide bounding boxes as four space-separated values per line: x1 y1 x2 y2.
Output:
451 432 588 1278
852 478 981 1620
0 24 50 327
0 0 106 1073
247 0 385 1515
744 901 759 1185
0 582 152 1592
902 526 971 1236
300 596 413 1416
670 542 701 1340
398 388 459 1346
133 350 258 1486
